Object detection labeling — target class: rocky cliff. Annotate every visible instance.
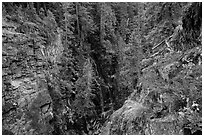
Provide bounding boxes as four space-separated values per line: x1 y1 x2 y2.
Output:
2 17 62 134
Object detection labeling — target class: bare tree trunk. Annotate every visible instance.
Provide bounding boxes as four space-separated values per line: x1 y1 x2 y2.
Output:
98 3 105 113
65 12 68 46
75 2 81 45
43 3 47 16
36 2 40 15
75 2 85 76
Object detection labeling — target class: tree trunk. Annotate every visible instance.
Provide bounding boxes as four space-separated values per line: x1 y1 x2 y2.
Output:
98 3 105 113
75 2 85 76
112 31 122 110
65 12 68 46
36 2 40 15
75 3 81 46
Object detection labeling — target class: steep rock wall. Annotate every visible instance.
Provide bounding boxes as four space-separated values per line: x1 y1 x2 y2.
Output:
2 18 63 134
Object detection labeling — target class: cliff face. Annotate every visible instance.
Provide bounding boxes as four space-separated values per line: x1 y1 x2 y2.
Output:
2 18 62 134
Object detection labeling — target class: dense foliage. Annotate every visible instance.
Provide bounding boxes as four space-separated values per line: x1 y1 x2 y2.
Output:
2 2 202 135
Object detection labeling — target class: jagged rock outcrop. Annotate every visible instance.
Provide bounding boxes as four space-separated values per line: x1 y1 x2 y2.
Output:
2 18 63 134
